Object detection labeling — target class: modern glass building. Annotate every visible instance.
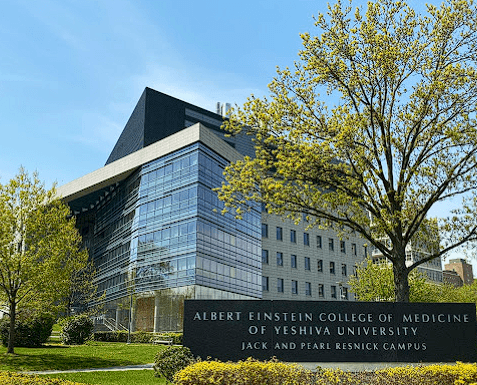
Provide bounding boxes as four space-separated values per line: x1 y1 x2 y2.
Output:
58 87 367 332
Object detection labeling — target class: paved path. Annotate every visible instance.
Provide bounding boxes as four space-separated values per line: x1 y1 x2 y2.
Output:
25 361 459 375
25 363 154 375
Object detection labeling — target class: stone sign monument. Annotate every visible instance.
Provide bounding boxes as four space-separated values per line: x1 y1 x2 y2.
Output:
183 300 477 362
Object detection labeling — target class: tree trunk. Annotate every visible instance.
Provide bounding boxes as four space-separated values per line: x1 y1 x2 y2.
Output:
7 300 16 354
393 258 410 302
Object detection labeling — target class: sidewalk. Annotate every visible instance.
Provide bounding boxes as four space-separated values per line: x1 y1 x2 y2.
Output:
26 361 454 375
25 363 154 375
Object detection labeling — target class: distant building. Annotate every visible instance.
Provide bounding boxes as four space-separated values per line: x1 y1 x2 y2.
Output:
444 259 474 286
443 269 463 287
57 87 367 332
371 240 443 283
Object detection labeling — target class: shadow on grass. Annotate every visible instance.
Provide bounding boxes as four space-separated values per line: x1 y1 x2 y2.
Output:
1 352 137 372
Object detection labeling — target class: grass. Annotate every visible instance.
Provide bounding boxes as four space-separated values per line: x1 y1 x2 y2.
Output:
40 370 167 385
0 342 165 372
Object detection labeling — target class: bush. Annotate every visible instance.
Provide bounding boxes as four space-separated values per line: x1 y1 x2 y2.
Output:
154 345 195 383
173 360 477 385
156 332 182 345
92 330 128 342
92 330 183 344
0 371 84 384
60 314 94 345
0 313 55 348
174 358 315 385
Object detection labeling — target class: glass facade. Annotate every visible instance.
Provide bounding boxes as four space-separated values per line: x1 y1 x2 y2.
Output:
74 142 261 331
134 143 261 298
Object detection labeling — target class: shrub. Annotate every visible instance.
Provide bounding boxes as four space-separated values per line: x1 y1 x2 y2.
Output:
60 314 94 345
173 358 315 385
0 371 84 384
156 332 182 345
92 330 128 342
0 313 55 348
173 360 477 385
92 330 183 344
131 330 153 343
154 345 195 383
92 330 151 343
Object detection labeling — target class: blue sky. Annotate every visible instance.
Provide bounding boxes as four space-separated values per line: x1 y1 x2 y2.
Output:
0 0 327 187
0 1 466 266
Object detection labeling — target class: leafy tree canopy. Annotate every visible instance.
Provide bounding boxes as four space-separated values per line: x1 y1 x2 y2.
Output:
349 258 477 304
0 168 88 353
218 0 477 301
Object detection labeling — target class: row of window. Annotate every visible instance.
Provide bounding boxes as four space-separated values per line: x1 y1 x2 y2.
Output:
262 250 350 276
261 224 358 255
262 277 349 299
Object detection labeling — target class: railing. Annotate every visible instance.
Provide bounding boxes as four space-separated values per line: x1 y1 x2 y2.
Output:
94 315 128 331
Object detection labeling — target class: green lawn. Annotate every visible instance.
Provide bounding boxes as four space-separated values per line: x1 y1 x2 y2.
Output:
0 342 164 372
41 370 167 385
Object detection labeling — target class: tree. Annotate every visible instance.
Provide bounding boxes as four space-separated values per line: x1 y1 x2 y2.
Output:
64 260 103 317
218 0 477 302
0 168 88 353
348 258 447 302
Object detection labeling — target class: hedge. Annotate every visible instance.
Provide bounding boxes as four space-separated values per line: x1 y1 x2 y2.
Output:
173 360 477 385
92 331 182 344
173 358 315 385
0 372 85 384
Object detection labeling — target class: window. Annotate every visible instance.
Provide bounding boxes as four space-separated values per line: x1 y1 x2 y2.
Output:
276 227 283 241
304 257 311 270
317 235 322 248
290 229 296 243
342 263 347 276
277 278 283 293
277 278 284 292
340 286 348 300
261 223 268 238
291 254 297 268
292 280 298 294
277 252 283 266
331 285 337 298
318 284 325 298
304 232 310 246
329 238 334 251
305 282 312 296
340 240 346 253
352 243 357 256
262 276 269 291
317 259 323 272
262 249 269 264
330 261 336 275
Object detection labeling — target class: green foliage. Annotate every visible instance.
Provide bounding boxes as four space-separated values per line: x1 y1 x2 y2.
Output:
154 345 195 383
0 168 89 353
0 372 84 385
156 332 182 345
0 312 55 348
174 360 477 385
314 362 477 384
60 315 94 345
173 358 316 385
92 331 129 343
349 258 477 304
217 0 477 302
92 331 183 344
40 370 168 385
